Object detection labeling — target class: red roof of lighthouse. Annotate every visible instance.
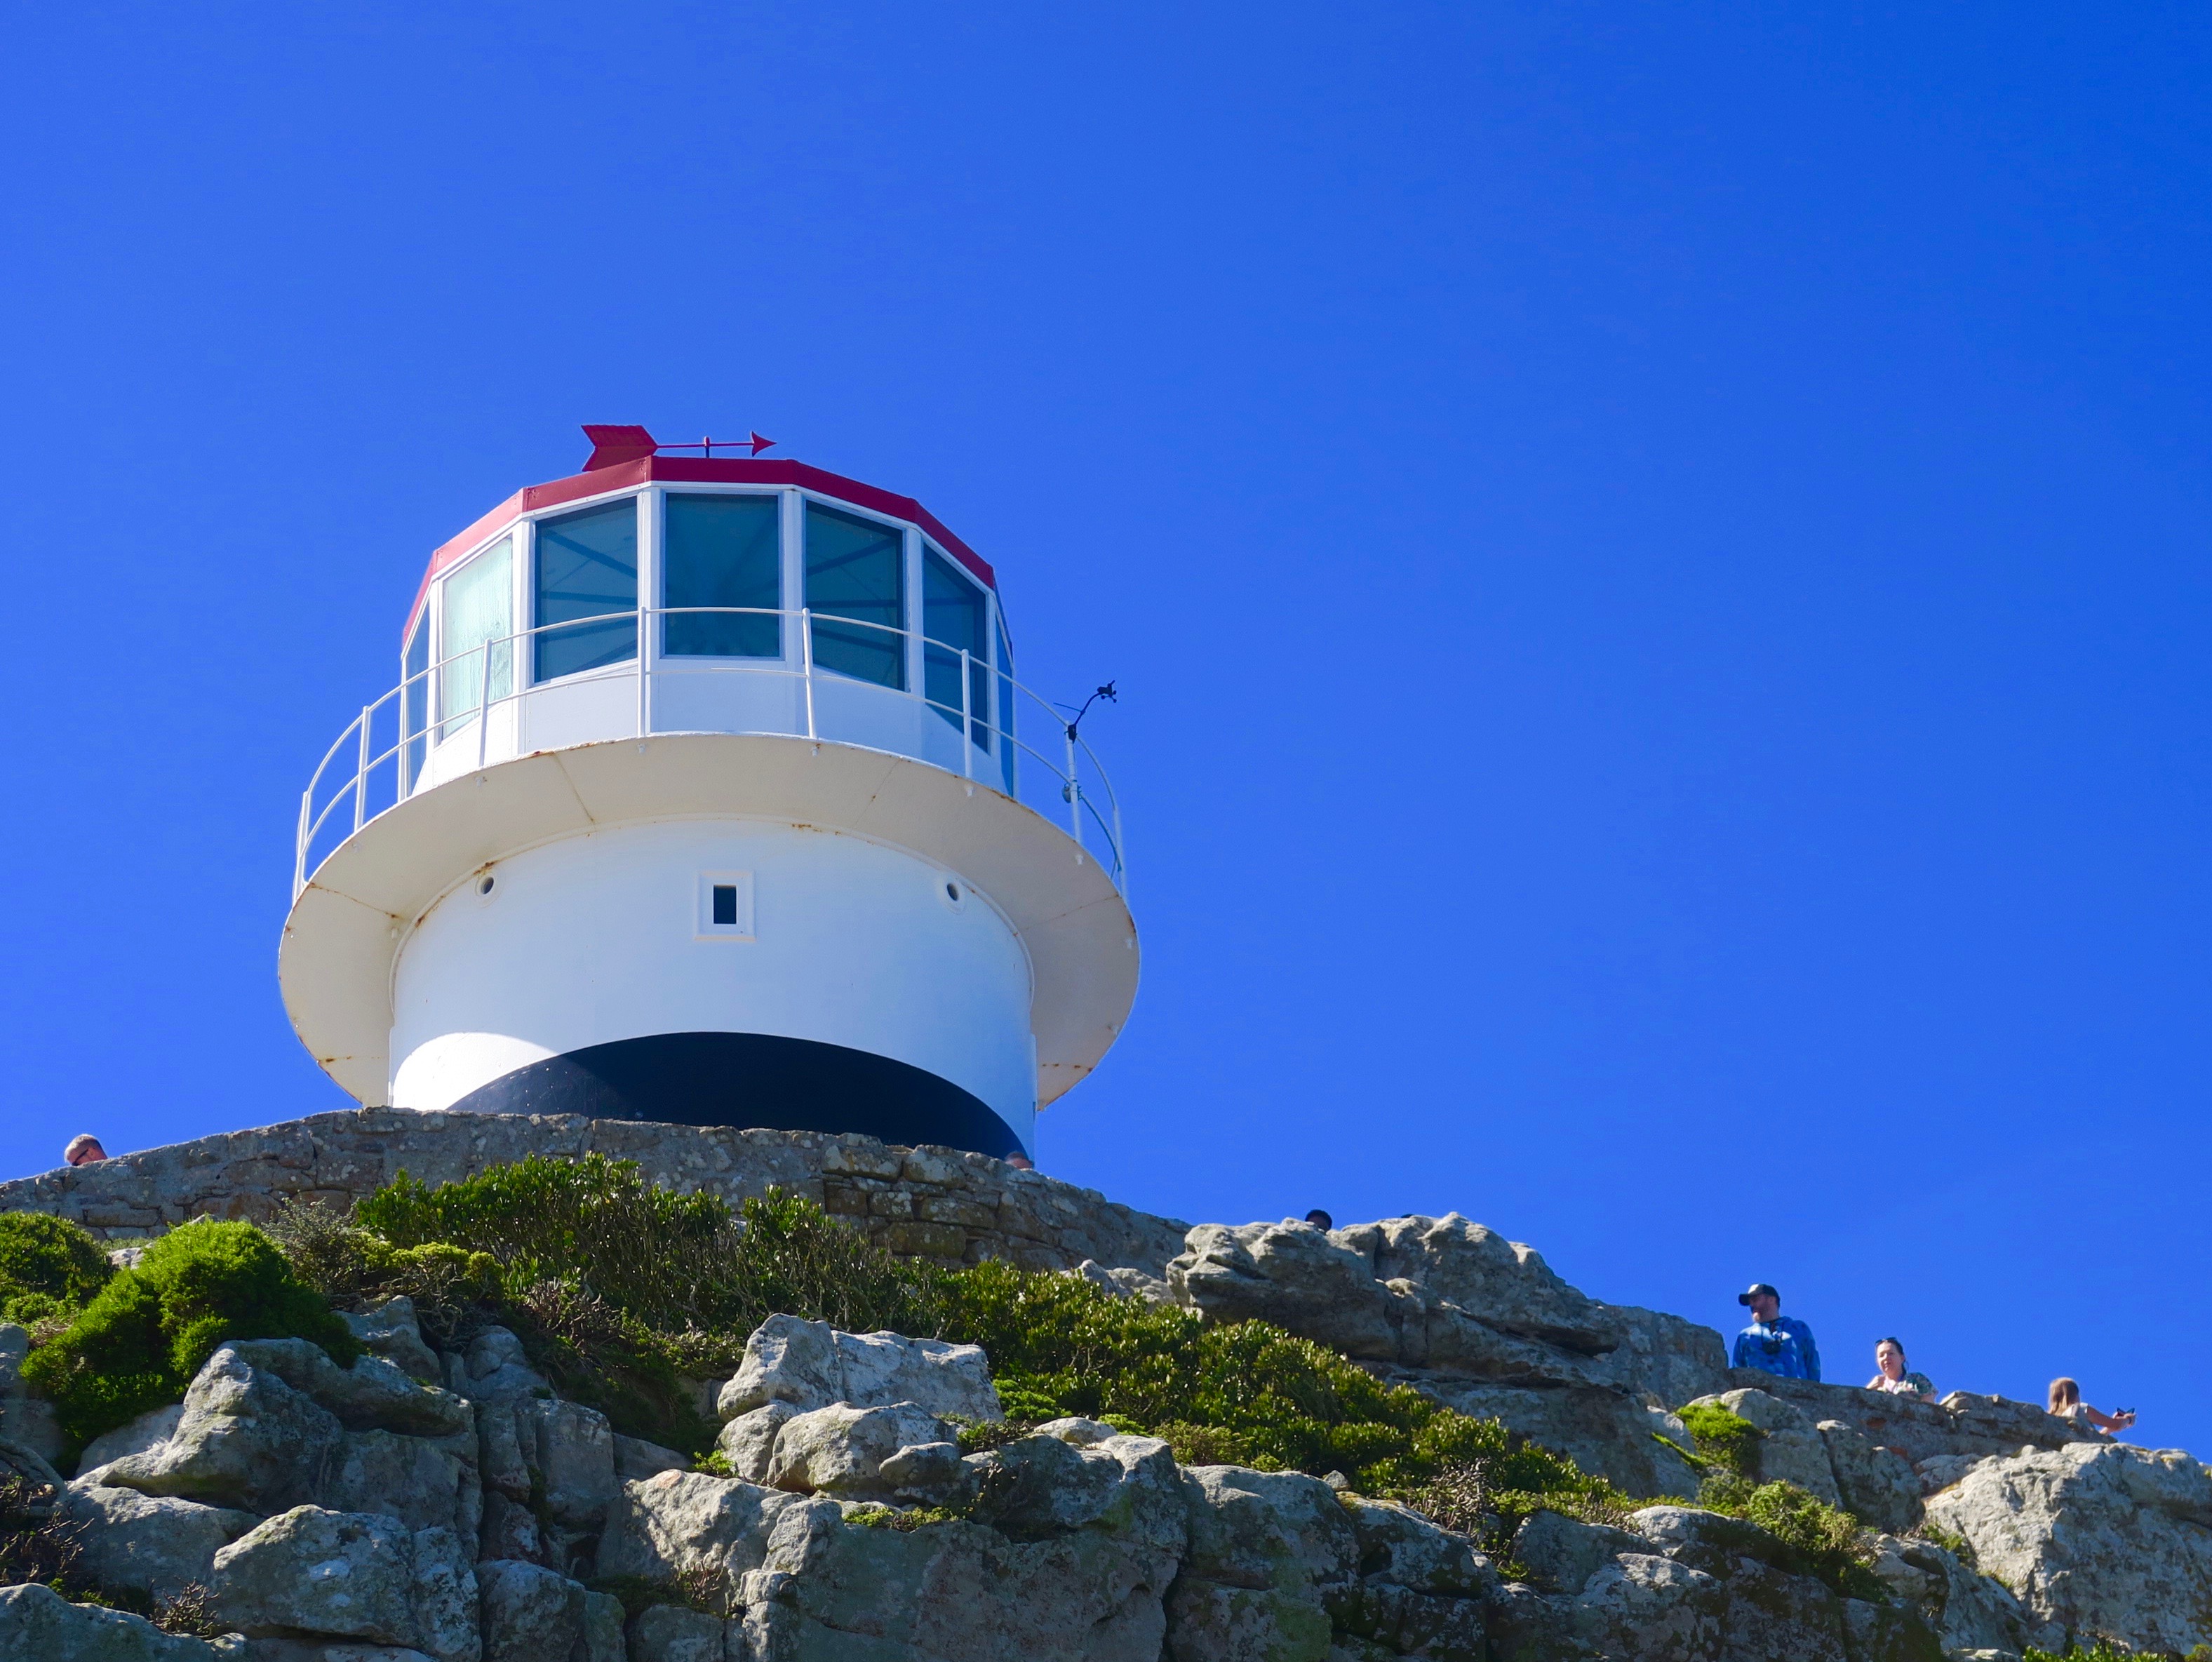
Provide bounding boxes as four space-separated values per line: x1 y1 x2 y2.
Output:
405 436 996 640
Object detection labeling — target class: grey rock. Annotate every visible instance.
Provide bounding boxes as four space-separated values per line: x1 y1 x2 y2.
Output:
594 1470 815 1609
445 1332 547 1407
405 1527 479 1662
750 1486 1180 1662
208 1507 476 1662
475 1493 541 1567
0 1582 223 1661
966 1433 1186 1551
1818 1419 1919 1532
1923 1440 2212 1654
1915 1453 1984 1495
57 1482 259 1601
578 1591 623 1662
624 1605 723 1661
237 1644 436 1662
1169 1221 1420 1362
474 1560 582 1662
1179 1464 1358 1595
765 1402 954 1499
210 1507 418 1644
225 1341 471 1439
1869 1534 2044 1658
875 1440 965 1504
1568 1552 1727 1661
105 1348 342 1513
77 1406 185 1481
511 1399 615 1530
713 1403 793 1485
341 1301 440 1386
612 1435 688 1482
1511 1508 1647 1595
716 1315 1000 1425
327 1430 478 1537
1339 1496 1494 1597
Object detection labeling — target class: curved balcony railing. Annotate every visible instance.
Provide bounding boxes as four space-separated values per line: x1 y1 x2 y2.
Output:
295 607 1125 901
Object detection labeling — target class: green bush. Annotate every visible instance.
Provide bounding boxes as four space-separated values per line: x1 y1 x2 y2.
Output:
356 1157 932 1341
934 1259 1628 1518
331 1160 934 1450
0 1213 112 1327
1696 1474 1884 1601
22 1219 359 1449
1676 1401 1762 1480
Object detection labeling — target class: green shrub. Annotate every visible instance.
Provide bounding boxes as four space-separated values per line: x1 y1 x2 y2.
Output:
933 1258 1631 1532
1675 1402 1761 1480
0 1213 112 1326
356 1158 933 1341
335 1161 934 1451
22 1219 359 1449
1696 1474 1884 1601
2024 1648 2149 1662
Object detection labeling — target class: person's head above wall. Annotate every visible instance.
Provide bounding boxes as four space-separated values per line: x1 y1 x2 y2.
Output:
62 1134 105 1167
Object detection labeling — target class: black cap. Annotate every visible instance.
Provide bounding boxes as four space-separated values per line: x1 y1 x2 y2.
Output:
1737 1283 1778 1307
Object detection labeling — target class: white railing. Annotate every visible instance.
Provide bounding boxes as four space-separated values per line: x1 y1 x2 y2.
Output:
294 608 1126 901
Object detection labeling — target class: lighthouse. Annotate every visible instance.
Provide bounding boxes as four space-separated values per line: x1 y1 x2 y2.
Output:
279 427 1136 1162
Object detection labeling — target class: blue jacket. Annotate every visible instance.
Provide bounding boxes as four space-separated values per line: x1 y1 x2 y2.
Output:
1732 1315 1820 1381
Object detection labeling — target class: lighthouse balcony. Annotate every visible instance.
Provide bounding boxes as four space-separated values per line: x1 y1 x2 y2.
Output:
295 605 1124 901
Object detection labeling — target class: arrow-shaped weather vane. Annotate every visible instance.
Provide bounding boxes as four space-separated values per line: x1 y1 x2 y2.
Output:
661 432 777 457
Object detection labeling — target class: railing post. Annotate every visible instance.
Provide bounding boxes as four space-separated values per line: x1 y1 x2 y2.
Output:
800 609 817 741
352 707 372 832
476 645 492 771
636 607 650 739
1066 730 1082 847
960 649 972 780
295 790 311 898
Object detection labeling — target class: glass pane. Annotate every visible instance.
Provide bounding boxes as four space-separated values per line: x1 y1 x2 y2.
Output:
996 615 1016 791
804 502 904 688
534 497 638 682
665 494 780 657
923 549 988 743
402 614 429 789
438 535 514 737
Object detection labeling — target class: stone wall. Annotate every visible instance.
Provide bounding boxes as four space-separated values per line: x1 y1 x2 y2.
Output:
0 1109 1190 1276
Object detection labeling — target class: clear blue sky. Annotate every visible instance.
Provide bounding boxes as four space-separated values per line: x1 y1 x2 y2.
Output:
5 6 2206 1445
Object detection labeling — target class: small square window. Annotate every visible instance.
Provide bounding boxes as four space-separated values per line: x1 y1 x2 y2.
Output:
696 871 755 940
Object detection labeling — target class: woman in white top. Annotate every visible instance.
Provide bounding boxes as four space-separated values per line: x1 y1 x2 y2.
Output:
2048 1376 2134 1435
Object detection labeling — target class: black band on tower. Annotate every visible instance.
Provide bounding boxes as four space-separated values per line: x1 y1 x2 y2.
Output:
443 1030 1028 1160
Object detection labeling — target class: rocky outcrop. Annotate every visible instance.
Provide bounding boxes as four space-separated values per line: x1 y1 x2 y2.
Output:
0 1132 2195 1661
1169 1215 1729 1499
1922 1440 2212 1655
0 1110 1186 1274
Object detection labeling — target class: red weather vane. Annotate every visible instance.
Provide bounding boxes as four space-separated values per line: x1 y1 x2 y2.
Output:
581 424 776 471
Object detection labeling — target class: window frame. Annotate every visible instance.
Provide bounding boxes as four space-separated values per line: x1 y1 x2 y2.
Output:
527 488 645 686
799 490 913 691
654 485 789 664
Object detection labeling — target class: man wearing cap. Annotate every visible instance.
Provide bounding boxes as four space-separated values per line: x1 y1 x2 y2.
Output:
1731 1283 1820 1382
